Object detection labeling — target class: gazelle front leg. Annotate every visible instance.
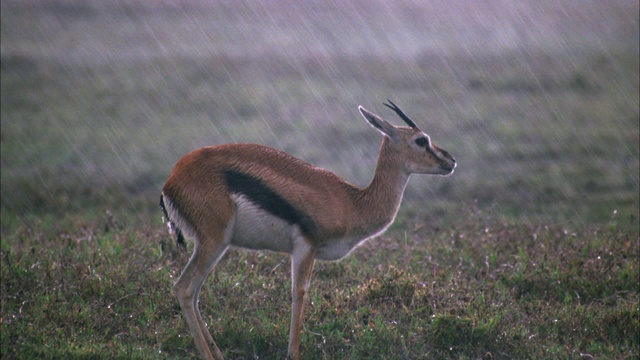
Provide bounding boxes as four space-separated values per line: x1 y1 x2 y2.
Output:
287 232 316 360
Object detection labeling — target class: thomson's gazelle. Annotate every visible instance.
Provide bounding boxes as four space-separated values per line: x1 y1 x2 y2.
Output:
160 101 456 360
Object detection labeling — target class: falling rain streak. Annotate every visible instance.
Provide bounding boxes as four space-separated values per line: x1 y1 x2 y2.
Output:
1 0 638 225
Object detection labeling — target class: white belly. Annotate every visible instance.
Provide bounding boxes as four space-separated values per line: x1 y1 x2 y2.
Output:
230 194 294 253
229 195 381 260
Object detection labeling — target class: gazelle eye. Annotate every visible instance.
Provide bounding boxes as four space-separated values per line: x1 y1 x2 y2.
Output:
414 137 428 147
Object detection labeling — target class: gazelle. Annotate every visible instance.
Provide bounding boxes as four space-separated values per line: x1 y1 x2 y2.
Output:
160 101 455 360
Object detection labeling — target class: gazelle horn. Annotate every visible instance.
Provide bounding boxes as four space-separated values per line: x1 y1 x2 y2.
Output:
384 100 417 129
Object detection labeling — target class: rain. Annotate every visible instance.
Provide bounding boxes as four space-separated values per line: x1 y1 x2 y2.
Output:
1 1 638 358
2 0 637 228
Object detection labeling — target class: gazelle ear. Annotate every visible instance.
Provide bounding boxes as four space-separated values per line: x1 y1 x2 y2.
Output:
359 106 398 139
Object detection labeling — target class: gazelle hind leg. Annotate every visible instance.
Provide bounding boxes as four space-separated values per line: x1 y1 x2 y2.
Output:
174 238 230 360
287 233 316 360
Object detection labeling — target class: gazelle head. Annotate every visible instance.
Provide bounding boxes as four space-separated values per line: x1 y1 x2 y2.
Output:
359 101 456 176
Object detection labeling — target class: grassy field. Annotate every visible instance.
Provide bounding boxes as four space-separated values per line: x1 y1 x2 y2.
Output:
1 1 639 359
1 208 637 359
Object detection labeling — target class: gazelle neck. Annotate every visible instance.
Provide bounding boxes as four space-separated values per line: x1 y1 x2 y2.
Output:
352 136 410 236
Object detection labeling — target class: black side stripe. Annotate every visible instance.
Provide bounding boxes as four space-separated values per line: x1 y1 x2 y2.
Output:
224 170 317 237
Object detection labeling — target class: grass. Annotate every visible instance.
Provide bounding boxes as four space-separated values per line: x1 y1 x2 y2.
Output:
1 1 639 359
1 209 637 359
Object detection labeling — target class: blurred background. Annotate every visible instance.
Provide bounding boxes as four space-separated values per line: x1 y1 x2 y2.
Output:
1 0 638 231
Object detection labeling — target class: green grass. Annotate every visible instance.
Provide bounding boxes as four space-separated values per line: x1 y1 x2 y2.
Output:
1 2 639 359
2 209 637 359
